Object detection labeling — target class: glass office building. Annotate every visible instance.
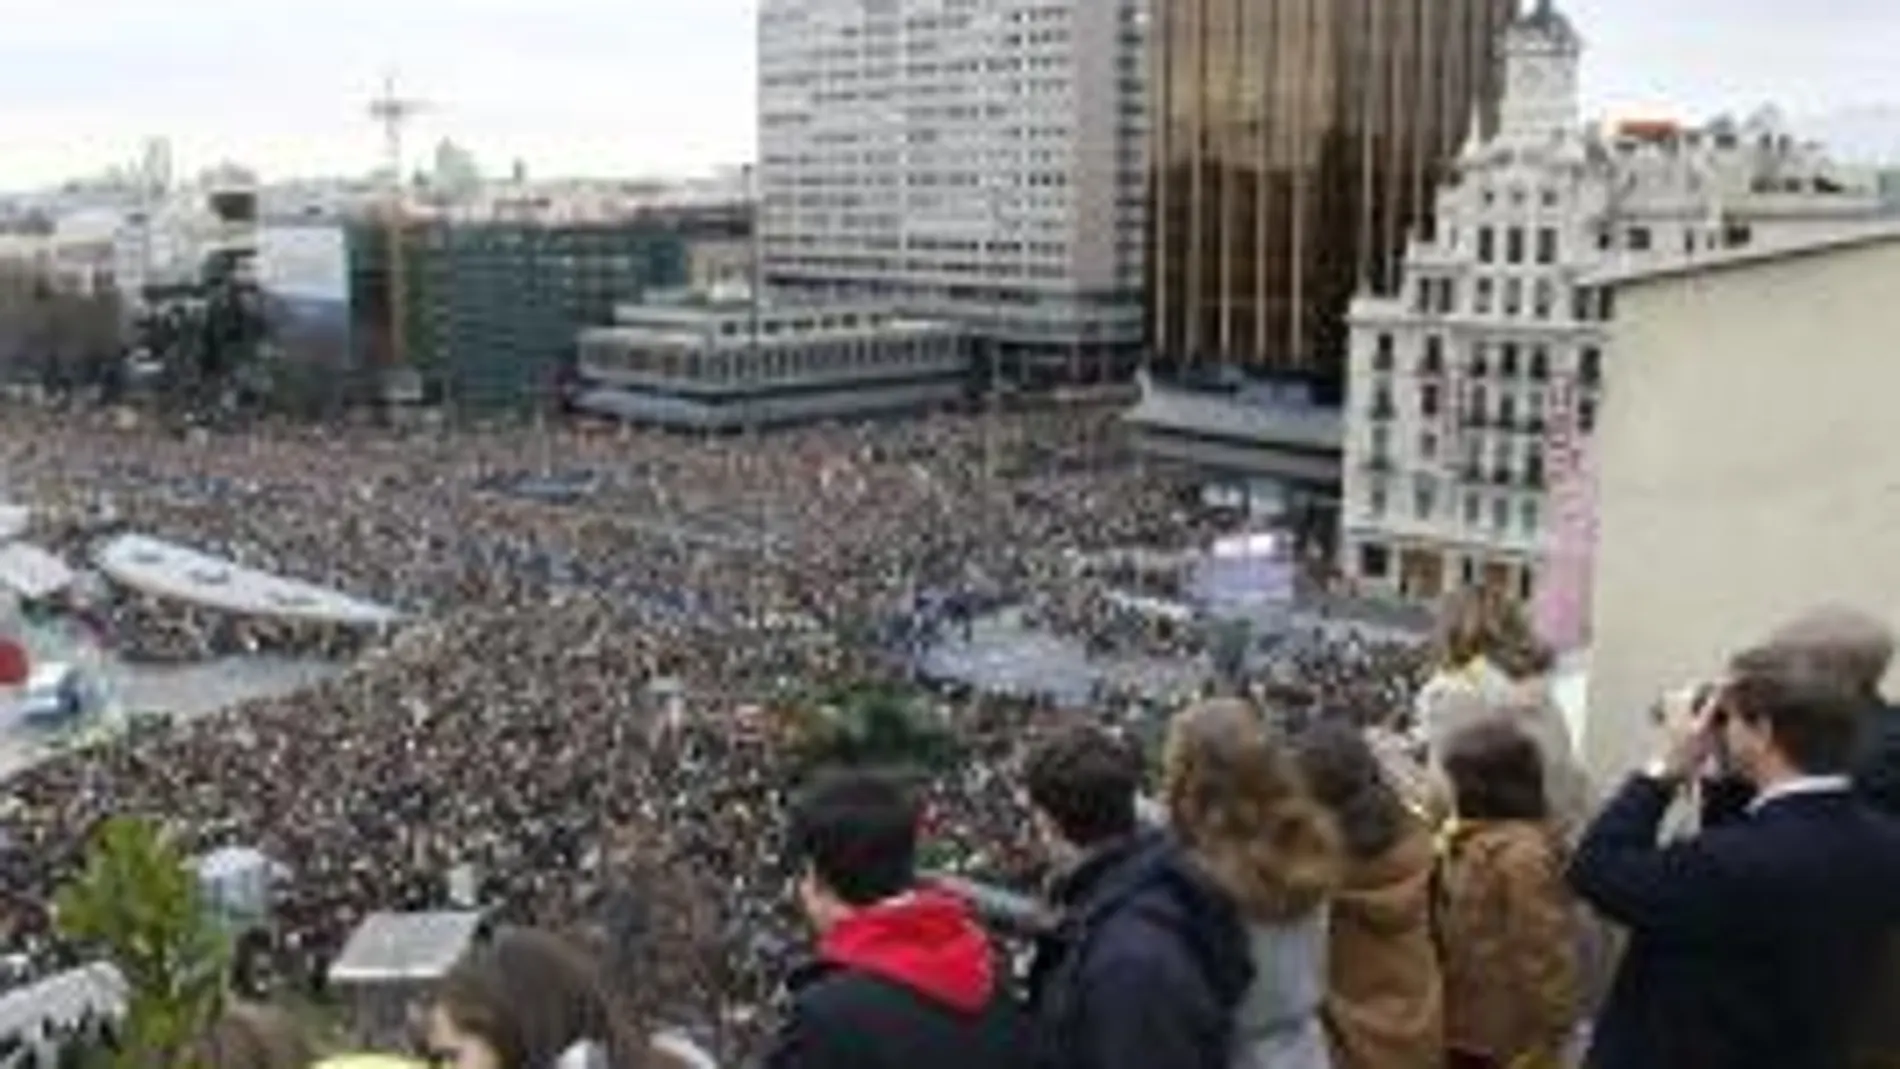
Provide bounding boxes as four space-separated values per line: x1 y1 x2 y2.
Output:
1149 0 1516 384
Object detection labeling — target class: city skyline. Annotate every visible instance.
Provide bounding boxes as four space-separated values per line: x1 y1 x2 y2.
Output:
2 0 1899 192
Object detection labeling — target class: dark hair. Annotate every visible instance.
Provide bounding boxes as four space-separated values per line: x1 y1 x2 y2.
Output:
1023 724 1142 848
435 927 643 1069
1727 644 1867 774
1294 721 1406 861
185 1003 313 1069
1442 719 1548 822
788 771 919 906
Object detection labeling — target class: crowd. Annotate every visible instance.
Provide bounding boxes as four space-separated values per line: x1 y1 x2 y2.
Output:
1 402 1894 1069
0 405 1418 1061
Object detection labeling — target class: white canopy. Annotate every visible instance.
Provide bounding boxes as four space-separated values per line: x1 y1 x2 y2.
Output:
94 534 401 626
0 543 73 602
0 504 28 542
0 963 126 1040
328 911 484 985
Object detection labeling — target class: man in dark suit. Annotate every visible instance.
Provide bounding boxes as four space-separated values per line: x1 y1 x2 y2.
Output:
1570 643 1900 1069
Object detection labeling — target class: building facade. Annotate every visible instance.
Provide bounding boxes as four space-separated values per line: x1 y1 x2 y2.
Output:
1587 226 1900 776
1338 2 1889 604
573 295 965 430
346 206 748 410
757 0 1146 383
1148 0 1517 382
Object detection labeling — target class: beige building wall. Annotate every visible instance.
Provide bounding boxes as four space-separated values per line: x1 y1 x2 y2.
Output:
1585 230 1900 778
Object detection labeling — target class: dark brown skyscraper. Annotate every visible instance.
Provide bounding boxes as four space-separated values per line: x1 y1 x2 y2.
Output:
1150 0 1516 382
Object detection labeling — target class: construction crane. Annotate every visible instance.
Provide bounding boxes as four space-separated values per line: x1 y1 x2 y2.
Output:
368 74 426 374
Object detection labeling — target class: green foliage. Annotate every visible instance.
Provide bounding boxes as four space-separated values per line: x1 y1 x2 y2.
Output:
791 682 962 778
54 816 231 1069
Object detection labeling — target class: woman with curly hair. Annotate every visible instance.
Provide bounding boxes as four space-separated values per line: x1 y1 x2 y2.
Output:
1165 698 1344 1069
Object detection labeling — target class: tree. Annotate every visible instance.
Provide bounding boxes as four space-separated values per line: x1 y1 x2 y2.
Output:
54 816 231 1068
789 682 961 778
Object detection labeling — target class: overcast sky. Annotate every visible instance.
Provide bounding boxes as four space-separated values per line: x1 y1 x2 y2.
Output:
0 0 1895 191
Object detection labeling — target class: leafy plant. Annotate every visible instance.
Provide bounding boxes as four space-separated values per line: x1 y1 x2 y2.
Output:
54 816 231 1068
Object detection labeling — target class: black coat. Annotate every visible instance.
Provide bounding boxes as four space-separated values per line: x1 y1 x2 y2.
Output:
1569 776 1900 1069
1027 831 1254 1069
764 891 1026 1069
1854 701 1900 816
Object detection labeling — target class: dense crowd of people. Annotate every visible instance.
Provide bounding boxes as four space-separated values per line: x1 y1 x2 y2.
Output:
2 404 1897 1069
0 405 1427 1063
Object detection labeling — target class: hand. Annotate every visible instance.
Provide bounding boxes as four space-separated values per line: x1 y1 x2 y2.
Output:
1653 689 1722 781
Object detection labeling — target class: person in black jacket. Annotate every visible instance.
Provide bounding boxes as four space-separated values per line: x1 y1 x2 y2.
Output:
1569 643 1900 1069
766 771 1024 1069
1767 605 1900 813
1021 725 1253 1069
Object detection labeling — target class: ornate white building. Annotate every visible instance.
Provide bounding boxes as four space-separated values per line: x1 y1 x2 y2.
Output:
1338 0 1888 605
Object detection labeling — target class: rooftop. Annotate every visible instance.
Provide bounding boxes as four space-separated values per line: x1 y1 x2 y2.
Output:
1591 220 1900 289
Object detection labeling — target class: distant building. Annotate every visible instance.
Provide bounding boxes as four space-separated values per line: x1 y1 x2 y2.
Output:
757 0 1148 384
1338 1 1887 604
1585 224 1900 777
345 205 748 410
1148 0 1517 382
573 294 965 430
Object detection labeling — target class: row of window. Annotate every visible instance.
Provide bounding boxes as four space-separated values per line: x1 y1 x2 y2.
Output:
582 334 960 383
1363 478 1544 538
1407 273 1615 323
1355 543 1539 603
1372 335 1604 385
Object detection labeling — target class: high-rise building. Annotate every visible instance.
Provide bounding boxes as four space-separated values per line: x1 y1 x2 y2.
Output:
1148 0 1517 383
757 0 1148 384
1337 2 1887 605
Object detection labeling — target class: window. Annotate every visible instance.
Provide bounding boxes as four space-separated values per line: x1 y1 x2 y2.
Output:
1461 556 1477 585
1420 383 1442 419
1598 288 1615 321
1580 396 1598 434
1526 444 1545 486
1533 279 1553 320
1358 543 1391 579
1414 476 1437 520
1596 228 1613 252
1499 394 1518 428
1519 568 1536 602
1413 279 1433 315
1530 346 1550 380
1572 286 1592 322
1503 278 1523 317
1536 228 1557 264
1478 227 1496 263
1500 343 1520 377
1420 431 1439 459
1724 222 1754 248
1439 279 1456 314
1464 493 1482 527
1423 335 1444 374
1506 227 1525 264
1475 277 1495 315
1372 425 1392 459
1369 483 1389 518
1627 227 1652 252
1541 189 1559 208
1373 332 1394 371
1372 384 1396 419
1579 346 1601 385
1492 496 1511 533
1521 498 1542 536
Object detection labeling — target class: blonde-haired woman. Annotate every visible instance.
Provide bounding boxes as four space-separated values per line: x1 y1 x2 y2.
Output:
1415 588 1591 835
1166 698 1344 1069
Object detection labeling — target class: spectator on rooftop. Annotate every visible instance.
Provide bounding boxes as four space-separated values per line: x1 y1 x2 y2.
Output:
1294 721 1443 1069
1570 644 1900 1069
1165 699 1341 1069
1438 720 1581 1069
765 771 1023 1069
1023 723 1250 1069
1415 589 1591 836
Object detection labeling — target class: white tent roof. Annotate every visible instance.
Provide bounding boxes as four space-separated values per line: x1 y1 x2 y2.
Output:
328 911 484 985
94 534 401 626
0 504 28 541
0 543 74 602
0 963 126 1039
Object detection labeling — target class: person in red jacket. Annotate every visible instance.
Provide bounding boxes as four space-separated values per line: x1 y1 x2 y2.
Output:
767 771 1025 1069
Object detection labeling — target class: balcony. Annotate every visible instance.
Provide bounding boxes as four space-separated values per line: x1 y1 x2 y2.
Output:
1491 468 1515 486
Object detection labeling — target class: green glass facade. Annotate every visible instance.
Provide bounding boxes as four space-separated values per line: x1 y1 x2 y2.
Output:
347 208 745 410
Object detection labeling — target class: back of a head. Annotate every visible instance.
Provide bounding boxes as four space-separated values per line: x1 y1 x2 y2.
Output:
1022 724 1143 851
187 1003 314 1069
1433 587 1552 681
1293 721 1405 862
789 770 920 907
435 927 637 1069
1441 719 1547 823
1728 644 1869 776
1766 605 1895 698
1164 699 1342 923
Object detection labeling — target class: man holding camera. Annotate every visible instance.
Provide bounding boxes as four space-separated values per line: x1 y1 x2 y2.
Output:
1569 643 1900 1069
